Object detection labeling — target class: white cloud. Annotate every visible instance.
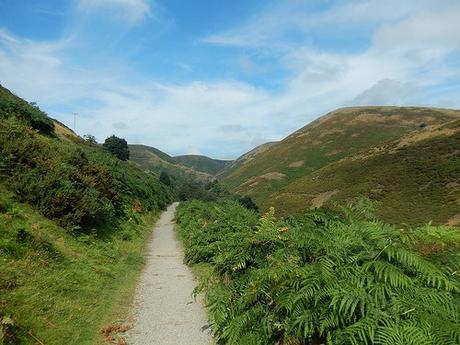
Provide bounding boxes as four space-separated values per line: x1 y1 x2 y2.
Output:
78 0 151 24
1 1 460 158
350 79 417 105
202 0 435 48
372 5 460 51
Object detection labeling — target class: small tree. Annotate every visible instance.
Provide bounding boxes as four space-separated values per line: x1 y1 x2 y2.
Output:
159 171 171 186
103 135 129 161
83 134 97 145
237 195 259 212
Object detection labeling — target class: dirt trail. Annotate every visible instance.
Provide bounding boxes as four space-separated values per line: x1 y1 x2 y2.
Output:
127 202 212 345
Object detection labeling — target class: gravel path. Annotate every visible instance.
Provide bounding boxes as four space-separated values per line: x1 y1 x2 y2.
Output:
127 202 213 345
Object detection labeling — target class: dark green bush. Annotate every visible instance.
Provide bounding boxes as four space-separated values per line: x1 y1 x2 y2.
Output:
0 86 54 134
236 195 259 212
103 135 130 161
0 110 172 232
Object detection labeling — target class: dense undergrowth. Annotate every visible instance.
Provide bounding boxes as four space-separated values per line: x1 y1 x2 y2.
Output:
0 188 158 344
0 84 174 344
0 85 172 231
176 200 460 345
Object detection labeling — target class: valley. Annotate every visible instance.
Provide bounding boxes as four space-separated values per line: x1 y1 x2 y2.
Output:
2 2 460 344
1 86 459 345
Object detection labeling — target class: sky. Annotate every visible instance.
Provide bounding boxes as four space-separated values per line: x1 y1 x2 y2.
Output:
0 0 459 159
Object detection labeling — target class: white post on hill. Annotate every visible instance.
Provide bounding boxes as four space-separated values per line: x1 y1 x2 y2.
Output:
73 112 77 133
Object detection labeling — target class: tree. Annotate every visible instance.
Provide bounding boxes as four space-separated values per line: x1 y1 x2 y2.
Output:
237 195 259 212
103 135 129 161
83 134 97 145
159 171 171 186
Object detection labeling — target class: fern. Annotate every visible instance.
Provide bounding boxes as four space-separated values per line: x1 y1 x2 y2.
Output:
176 200 460 345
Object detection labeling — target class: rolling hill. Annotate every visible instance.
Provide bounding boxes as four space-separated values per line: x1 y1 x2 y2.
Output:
128 144 232 182
173 154 231 175
220 106 460 226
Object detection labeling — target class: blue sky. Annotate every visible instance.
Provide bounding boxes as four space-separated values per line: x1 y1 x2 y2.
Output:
1 0 459 159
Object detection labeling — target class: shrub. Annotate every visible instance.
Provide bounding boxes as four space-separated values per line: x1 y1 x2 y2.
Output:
0 115 172 231
0 86 54 134
83 134 97 145
176 200 460 345
236 195 259 212
160 171 171 186
103 135 130 161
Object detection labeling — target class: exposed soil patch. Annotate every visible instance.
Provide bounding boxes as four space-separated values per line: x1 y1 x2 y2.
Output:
447 213 460 226
397 125 459 148
446 181 458 190
325 149 342 157
371 184 385 193
310 190 339 209
288 161 304 168
260 172 287 180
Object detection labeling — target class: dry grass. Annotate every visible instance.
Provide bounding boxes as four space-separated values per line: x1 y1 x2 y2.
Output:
288 161 304 168
100 321 133 344
310 190 339 209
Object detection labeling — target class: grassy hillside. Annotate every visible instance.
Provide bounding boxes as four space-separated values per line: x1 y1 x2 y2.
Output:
221 106 460 225
129 144 231 179
218 142 277 178
0 188 158 344
129 144 214 182
176 199 460 345
172 154 231 175
0 84 173 344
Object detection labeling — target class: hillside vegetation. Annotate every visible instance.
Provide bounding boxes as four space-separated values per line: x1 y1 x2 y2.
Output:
0 188 158 344
129 144 231 179
176 199 460 345
221 107 460 225
173 154 231 175
0 84 173 344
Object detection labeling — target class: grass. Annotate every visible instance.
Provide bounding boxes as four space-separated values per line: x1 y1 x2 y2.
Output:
274 124 460 225
172 155 231 175
129 144 213 182
0 186 158 345
221 106 460 226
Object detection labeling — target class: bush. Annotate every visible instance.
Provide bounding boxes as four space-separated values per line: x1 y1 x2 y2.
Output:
176 200 460 345
0 116 173 231
160 171 171 186
103 135 129 161
0 86 54 134
236 195 259 212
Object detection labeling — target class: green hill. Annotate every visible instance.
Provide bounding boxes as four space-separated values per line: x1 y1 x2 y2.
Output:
128 144 214 182
0 84 173 344
129 144 232 181
220 106 460 226
218 141 277 178
172 155 231 175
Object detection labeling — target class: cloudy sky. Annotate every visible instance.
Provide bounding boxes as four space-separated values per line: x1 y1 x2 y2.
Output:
1 0 459 158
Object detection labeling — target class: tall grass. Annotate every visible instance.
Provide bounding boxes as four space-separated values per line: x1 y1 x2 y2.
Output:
0 188 159 344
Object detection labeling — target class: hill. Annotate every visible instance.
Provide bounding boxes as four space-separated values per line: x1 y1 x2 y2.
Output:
172 155 231 175
218 141 277 178
0 84 173 344
220 106 460 226
128 145 232 181
128 144 214 182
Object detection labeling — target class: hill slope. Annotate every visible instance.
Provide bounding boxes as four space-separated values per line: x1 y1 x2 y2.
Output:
172 155 231 175
218 141 278 178
0 84 173 344
221 106 460 225
128 144 214 182
129 145 232 182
